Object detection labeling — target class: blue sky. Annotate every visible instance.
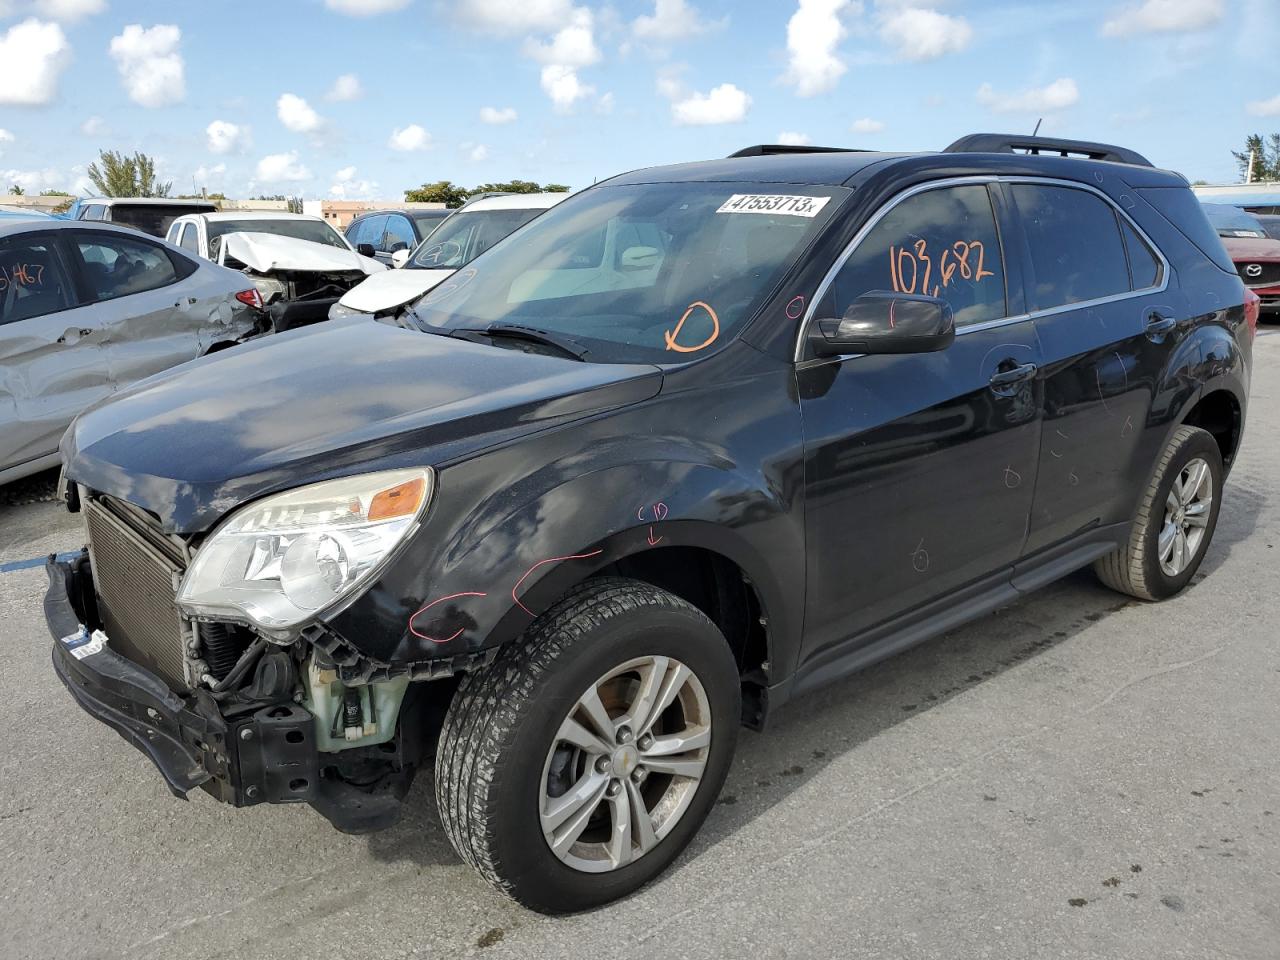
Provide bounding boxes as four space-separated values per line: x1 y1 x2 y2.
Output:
1 0 1277 200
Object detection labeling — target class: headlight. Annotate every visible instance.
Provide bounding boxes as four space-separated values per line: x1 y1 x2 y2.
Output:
328 301 372 322
177 468 433 635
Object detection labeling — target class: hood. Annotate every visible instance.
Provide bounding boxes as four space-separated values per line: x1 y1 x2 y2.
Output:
63 319 662 532
221 232 386 275
338 267 455 313
1221 236 1280 261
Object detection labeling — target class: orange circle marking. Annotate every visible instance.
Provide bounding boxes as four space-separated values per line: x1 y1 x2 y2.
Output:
664 301 720 353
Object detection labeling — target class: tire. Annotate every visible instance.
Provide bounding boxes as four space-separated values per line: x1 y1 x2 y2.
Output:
435 576 740 913
1094 424 1223 601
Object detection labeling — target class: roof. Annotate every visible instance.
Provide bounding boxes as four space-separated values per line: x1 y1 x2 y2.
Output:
0 205 54 220
79 197 219 207
0 218 160 240
608 152 902 187
181 211 328 223
455 192 570 212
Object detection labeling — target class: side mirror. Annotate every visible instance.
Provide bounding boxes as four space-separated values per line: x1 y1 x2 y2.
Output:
356 242 377 258
810 291 955 357
390 249 410 268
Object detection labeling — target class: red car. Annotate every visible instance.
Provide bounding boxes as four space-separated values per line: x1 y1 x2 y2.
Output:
1203 203 1280 319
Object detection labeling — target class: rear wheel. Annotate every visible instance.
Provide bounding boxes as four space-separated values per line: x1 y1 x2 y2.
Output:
1094 424 1223 600
435 577 739 913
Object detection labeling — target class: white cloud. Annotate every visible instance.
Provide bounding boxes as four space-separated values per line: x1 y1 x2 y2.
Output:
1102 0 1225 37
672 82 751 125
1 165 74 193
39 0 106 21
1246 94 1280 117
656 62 687 99
456 0 574 34
81 115 106 136
777 131 811 146
468 143 489 162
540 63 594 111
325 0 410 15
633 0 724 41
878 6 973 61
109 24 185 107
329 164 378 199
977 77 1079 113
389 123 432 151
255 151 312 183
479 105 517 124
525 8 599 66
0 129 12 156
193 162 226 185
277 93 324 134
0 19 71 106
206 119 249 154
325 73 363 101
595 90 614 113
783 0 855 97
851 117 885 133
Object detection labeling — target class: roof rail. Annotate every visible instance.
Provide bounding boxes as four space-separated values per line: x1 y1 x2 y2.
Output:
943 134 1152 168
728 144 868 158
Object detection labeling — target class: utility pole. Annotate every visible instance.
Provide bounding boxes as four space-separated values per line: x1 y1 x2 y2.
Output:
1247 149 1257 183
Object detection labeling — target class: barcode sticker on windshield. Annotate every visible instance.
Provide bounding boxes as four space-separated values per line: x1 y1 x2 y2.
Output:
717 194 831 218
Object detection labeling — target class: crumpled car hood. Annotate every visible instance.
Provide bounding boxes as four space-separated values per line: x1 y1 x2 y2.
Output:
337 267 455 313
221 232 386 275
62 318 662 532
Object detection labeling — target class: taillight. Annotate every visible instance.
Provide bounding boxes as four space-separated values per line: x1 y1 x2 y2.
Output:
235 288 264 310
1244 288 1260 340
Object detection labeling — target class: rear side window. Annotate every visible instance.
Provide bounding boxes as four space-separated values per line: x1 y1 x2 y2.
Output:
73 233 180 302
1120 218 1162 289
1138 187 1236 274
178 224 201 254
820 183 1007 327
82 205 106 221
1011 184 1130 312
0 235 75 324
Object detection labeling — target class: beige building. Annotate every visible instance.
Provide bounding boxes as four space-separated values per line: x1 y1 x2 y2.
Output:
306 200 449 230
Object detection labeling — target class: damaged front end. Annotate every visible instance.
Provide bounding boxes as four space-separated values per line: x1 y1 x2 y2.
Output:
46 477 436 834
217 232 384 334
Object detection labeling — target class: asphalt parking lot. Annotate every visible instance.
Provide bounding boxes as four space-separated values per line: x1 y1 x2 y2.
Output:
1 328 1277 960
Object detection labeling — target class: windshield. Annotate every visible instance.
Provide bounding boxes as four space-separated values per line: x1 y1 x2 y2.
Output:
409 208 546 270
411 211 451 234
207 218 349 249
1202 203 1266 238
1259 216 1280 242
410 181 847 363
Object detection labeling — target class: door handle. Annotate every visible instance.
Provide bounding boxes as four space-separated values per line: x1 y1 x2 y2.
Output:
989 361 1038 390
1145 311 1177 337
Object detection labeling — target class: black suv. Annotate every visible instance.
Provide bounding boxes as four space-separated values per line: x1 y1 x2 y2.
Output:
45 135 1252 913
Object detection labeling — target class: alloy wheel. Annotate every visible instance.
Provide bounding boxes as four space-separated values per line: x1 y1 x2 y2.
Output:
1158 456 1213 577
539 655 711 873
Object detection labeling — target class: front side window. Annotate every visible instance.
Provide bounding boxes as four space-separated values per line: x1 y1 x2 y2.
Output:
817 183 1007 327
382 215 416 252
409 181 847 363
74 233 179 302
410 208 546 270
350 215 386 251
1012 184 1130 312
0 235 75 324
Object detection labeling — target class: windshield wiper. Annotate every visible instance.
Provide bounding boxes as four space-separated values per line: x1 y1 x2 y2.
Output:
455 323 590 361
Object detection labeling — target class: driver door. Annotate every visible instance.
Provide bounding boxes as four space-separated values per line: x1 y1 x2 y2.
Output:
797 181 1042 660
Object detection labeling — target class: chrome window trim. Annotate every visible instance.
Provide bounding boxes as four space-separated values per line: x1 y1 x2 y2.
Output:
793 174 1172 364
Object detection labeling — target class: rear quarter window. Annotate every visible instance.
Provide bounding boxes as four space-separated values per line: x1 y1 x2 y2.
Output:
1138 187 1236 274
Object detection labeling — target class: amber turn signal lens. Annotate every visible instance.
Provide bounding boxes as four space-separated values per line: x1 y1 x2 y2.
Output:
368 477 426 521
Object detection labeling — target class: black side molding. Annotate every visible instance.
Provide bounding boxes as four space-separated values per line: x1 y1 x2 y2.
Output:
944 134 1152 167
727 144 869 158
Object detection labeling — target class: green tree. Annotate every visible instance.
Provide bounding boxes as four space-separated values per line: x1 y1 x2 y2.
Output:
1231 134 1280 182
86 150 172 197
38 189 71 196
405 180 471 207
7 184 24 195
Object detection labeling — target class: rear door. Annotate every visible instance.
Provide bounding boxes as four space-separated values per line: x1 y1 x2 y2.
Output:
65 230 211 388
1007 180 1174 555
0 229 111 474
797 180 1043 658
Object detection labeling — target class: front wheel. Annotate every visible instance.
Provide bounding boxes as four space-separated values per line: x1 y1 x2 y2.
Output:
435 577 740 913
1094 424 1224 600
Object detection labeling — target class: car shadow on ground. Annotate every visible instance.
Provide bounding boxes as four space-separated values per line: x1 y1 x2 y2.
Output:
365 478 1266 884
